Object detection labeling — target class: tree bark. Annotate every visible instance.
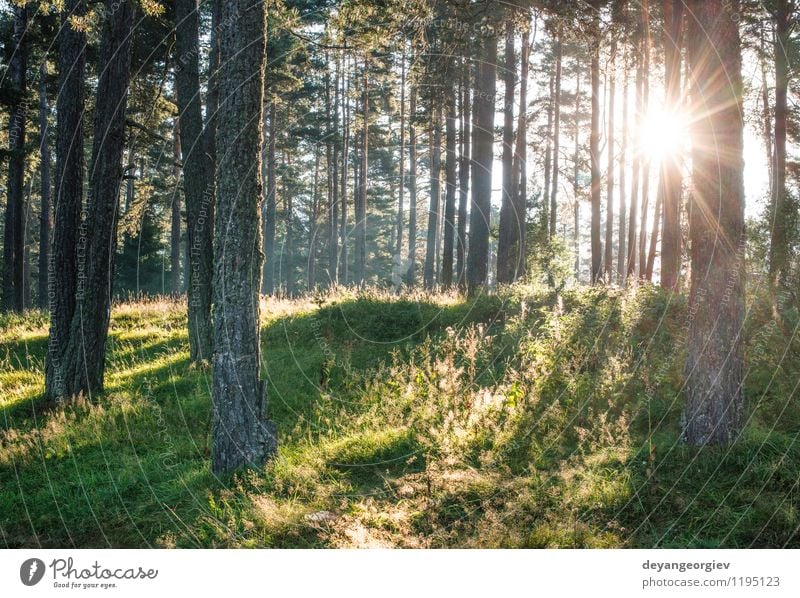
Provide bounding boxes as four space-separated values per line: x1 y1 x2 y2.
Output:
308 145 321 290
683 0 746 446
339 56 350 284
328 56 340 286
550 34 562 239
626 35 643 279
456 65 470 289
637 0 652 280
510 25 530 282
212 0 277 475
441 85 458 288
59 0 136 399
396 49 406 268
497 21 517 285
355 58 369 285
467 33 497 295
424 103 442 290
573 67 581 281
604 40 616 281
407 85 418 287
262 102 277 295
38 64 51 310
3 3 28 313
590 19 602 285
617 47 628 284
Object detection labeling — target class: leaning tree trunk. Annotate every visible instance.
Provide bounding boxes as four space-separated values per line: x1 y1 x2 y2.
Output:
46 0 85 401
441 86 457 288
467 33 498 295
682 0 746 446
38 64 51 310
3 3 28 313
212 0 277 475
497 20 517 285
175 0 213 361
456 65 471 289
59 0 136 400
659 0 684 290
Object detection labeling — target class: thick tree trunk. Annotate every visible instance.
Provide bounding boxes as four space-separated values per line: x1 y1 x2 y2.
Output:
171 118 181 296
3 3 28 313
467 33 498 295
769 0 791 286
441 86 458 288
212 0 277 475
659 0 684 290
59 0 136 399
424 104 442 290
683 0 746 446
38 65 51 310
604 41 616 282
617 48 628 285
262 103 277 295
175 0 213 360
550 35 562 239
46 0 86 401
497 21 517 285
456 67 470 289
406 85 418 287
355 59 369 285
590 24 602 284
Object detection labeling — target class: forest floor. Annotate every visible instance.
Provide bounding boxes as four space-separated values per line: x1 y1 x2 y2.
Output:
1 284 799 548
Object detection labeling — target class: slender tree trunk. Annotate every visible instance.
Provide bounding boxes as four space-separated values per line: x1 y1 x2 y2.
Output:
604 40 616 281
38 65 51 310
308 145 321 290
355 58 369 285
769 0 791 286
543 69 554 237
550 34 562 239
46 0 86 400
590 22 602 284
467 33 498 295
397 49 406 266
573 67 581 281
645 183 661 280
617 48 629 284
456 66 470 289
339 56 350 284
407 85 418 287
683 0 745 446
326 57 338 286
637 0 651 279
627 39 643 279
212 0 277 475
442 85 458 288
3 3 28 312
510 25 531 281
424 103 442 290
497 21 517 285
262 102 277 295
171 117 181 296
659 0 684 289
60 0 136 399
285 154 294 297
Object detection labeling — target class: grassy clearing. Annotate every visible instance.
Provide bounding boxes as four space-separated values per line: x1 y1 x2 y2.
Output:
0 285 798 548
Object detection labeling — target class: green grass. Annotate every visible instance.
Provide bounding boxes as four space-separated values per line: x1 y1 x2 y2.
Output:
1 285 798 548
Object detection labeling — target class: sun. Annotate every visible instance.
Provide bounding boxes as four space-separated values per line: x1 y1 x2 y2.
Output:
639 108 688 162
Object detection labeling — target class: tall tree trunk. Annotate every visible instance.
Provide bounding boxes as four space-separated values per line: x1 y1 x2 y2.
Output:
424 103 442 290
308 145 321 290
339 56 350 284
60 0 136 399
396 49 406 266
683 0 745 446
46 0 85 401
467 33 498 295
442 86 458 288
328 55 340 287
38 64 51 310
262 103 277 295
659 0 684 289
549 34 562 239
171 117 181 296
627 37 643 279
604 40 616 281
590 20 602 284
3 3 28 312
573 67 581 280
769 0 791 286
285 154 294 297
637 1 652 279
456 66 470 289
407 85 418 287
497 21 517 285
212 0 276 475
617 47 629 284
355 58 369 285
510 25 531 281
175 0 213 360
645 182 661 280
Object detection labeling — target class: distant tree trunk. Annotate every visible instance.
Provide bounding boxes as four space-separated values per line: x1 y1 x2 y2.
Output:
769 0 791 286
339 57 350 284
355 58 369 285
550 34 562 239
60 0 136 399
467 33 497 295
170 117 181 296
456 66 470 289
441 86 457 288
46 0 85 401
637 1 652 279
617 47 629 284
3 3 28 313
424 103 442 290
590 19 602 285
759 24 774 193
543 69 554 236
604 40 616 281
510 25 531 281
212 0 277 475
497 21 517 285
627 36 643 279
573 67 581 280
38 64 51 310
308 145 321 290
645 181 661 280
396 50 406 266
659 0 684 290
683 0 745 446
407 85 418 287
325 58 338 286
262 102 277 295
285 152 294 296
